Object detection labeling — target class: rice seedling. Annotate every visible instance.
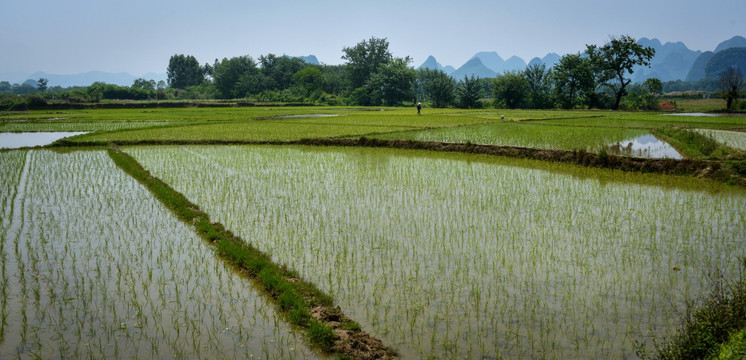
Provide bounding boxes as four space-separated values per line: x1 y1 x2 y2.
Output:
693 128 746 151
0 149 318 359
129 144 746 359
372 121 650 151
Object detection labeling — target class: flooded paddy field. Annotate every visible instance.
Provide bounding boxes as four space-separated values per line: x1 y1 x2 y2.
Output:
129 145 746 359
0 150 318 359
1 107 745 358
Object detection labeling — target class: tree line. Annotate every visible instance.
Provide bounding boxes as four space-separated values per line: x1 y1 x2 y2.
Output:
161 35 661 110
2 35 743 111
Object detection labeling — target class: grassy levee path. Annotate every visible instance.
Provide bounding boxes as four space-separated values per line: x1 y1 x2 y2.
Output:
107 146 396 360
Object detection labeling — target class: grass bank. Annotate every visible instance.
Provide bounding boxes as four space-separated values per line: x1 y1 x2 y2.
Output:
107 146 396 359
646 260 746 360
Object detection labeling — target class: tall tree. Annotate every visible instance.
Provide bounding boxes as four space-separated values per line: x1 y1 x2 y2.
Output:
363 58 415 106
586 35 655 110
132 78 156 91
492 71 529 109
36 78 48 92
552 53 596 109
420 69 455 108
292 67 323 96
167 54 204 89
212 56 259 98
524 63 552 109
720 67 744 110
342 37 393 89
456 75 483 109
259 54 306 91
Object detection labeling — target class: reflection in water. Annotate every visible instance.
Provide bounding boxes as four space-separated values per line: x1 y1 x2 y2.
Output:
603 134 683 159
0 132 87 149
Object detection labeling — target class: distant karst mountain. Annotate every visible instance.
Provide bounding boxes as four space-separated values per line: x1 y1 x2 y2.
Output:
714 36 746 53
632 38 702 83
296 55 320 65
419 55 445 71
417 51 559 79
0 71 168 88
686 52 716 81
414 35 744 83
450 57 497 79
687 36 746 81
705 47 746 78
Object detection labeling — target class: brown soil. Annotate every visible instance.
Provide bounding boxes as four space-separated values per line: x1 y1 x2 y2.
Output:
310 306 397 359
658 101 677 110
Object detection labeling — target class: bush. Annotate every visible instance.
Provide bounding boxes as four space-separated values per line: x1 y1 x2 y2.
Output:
650 260 746 360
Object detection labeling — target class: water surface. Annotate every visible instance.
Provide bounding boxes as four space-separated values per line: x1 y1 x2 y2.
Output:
604 134 683 159
0 132 87 149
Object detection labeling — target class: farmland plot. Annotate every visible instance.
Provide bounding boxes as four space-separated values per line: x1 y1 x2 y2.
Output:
693 128 746 150
129 145 746 359
0 150 318 359
373 122 650 152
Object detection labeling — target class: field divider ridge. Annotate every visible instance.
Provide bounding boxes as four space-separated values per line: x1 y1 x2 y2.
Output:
106 145 397 360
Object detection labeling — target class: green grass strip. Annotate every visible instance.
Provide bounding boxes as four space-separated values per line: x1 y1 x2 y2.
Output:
654 126 746 160
106 146 395 359
650 261 746 360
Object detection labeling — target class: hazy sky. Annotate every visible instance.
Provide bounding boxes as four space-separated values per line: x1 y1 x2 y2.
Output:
2 0 744 75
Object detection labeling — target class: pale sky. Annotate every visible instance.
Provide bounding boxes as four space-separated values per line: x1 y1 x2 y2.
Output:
1 0 744 75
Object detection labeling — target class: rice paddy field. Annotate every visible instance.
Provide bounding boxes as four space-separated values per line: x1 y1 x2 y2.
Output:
0 149 318 359
127 145 746 359
1 105 745 359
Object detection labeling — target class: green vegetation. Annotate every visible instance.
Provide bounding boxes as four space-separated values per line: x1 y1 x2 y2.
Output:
129 144 746 359
10 34 745 111
655 126 745 160
648 261 746 360
374 121 650 150
2 105 745 358
0 150 317 359
108 147 393 358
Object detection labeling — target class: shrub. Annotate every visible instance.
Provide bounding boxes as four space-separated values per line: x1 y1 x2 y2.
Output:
651 260 746 360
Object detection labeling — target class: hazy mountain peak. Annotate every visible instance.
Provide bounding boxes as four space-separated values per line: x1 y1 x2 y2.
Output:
450 57 496 79
418 55 444 71
714 35 746 53
528 57 543 67
637 37 663 49
296 55 320 65
471 52 505 73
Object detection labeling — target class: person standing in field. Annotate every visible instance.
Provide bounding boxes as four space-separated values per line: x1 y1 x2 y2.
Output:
416 102 422 115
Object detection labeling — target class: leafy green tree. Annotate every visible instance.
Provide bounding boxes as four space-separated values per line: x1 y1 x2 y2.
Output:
212 56 259 98
456 75 483 109
586 35 655 110
420 69 455 108
36 78 48 92
492 70 529 109
319 64 345 95
259 54 306 91
132 78 156 91
342 37 393 89
167 54 204 89
363 58 415 106
292 67 323 96
552 53 596 109
643 78 663 95
624 77 662 110
720 67 744 110
524 64 552 108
